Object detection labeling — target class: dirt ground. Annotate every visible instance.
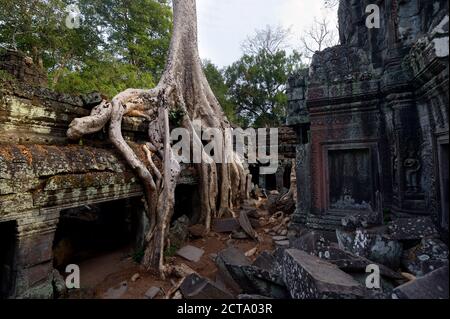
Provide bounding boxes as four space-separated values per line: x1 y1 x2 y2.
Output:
66 198 278 299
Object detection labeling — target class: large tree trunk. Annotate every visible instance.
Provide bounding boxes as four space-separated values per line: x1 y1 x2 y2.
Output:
67 0 249 276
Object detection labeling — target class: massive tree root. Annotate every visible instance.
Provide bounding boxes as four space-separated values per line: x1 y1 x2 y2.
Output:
67 0 250 276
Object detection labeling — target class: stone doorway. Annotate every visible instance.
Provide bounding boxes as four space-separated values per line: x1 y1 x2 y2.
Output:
173 184 201 225
0 221 17 299
327 148 374 211
52 198 145 272
264 174 277 191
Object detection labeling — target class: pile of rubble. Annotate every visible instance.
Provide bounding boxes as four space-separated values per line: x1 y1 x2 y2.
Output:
167 209 449 299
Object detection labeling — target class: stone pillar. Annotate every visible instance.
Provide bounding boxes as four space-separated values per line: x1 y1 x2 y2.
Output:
14 213 59 299
276 165 285 192
292 143 311 226
286 70 310 232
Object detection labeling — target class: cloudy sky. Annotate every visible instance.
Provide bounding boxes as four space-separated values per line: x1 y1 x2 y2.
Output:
196 0 339 67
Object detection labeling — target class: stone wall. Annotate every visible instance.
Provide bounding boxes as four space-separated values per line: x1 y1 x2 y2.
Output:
0 49 48 88
288 0 449 235
0 50 198 298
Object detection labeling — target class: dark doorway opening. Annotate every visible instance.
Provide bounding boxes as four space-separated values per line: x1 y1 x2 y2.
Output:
249 165 260 186
283 164 292 189
0 221 17 299
265 174 277 191
52 198 144 272
173 184 201 224
328 148 373 210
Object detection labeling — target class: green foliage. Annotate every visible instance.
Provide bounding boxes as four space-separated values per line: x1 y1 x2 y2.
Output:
0 69 14 82
53 57 156 99
0 0 172 98
169 107 186 126
164 244 179 258
202 59 242 126
224 49 304 128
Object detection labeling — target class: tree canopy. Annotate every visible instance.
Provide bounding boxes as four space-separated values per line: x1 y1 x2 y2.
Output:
224 26 304 128
0 0 172 98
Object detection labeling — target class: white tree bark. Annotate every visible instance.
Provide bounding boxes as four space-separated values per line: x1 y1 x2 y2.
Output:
67 0 249 275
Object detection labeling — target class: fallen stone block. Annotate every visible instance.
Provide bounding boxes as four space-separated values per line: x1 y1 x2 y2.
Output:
272 235 288 241
103 281 128 299
188 224 206 238
252 251 276 271
392 266 449 299
341 212 381 230
290 231 330 255
388 217 440 241
176 245 204 263
239 211 258 240
311 245 404 281
180 273 234 299
275 240 290 248
336 229 403 269
212 218 240 233
215 247 251 293
402 238 449 277
217 247 288 298
144 287 161 299
235 265 290 299
278 249 366 299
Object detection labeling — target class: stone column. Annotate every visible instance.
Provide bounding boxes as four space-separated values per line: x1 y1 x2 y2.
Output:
14 211 59 299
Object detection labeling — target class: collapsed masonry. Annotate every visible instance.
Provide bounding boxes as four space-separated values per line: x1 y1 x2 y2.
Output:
288 0 449 234
0 49 295 299
1 0 449 300
144 0 450 300
0 49 201 298
278 0 449 298
174 0 449 299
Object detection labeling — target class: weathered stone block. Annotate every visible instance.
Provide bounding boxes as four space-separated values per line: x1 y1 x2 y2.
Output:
393 266 449 299
176 245 204 263
388 217 440 241
278 249 365 299
215 247 251 293
17 232 55 267
402 238 449 277
212 218 240 233
336 229 403 269
180 273 234 299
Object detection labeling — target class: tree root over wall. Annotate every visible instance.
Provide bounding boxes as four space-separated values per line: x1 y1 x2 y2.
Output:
67 0 250 277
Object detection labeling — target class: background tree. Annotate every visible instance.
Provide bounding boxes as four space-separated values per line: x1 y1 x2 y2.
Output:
241 25 291 56
202 59 240 126
225 26 304 128
0 0 172 98
300 15 339 63
0 0 100 74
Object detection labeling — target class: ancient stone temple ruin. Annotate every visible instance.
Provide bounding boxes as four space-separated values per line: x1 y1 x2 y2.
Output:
288 0 449 240
0 0 449 301
0 49 200 298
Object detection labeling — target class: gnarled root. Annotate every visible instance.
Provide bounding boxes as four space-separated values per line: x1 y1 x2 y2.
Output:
66 0 250 276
